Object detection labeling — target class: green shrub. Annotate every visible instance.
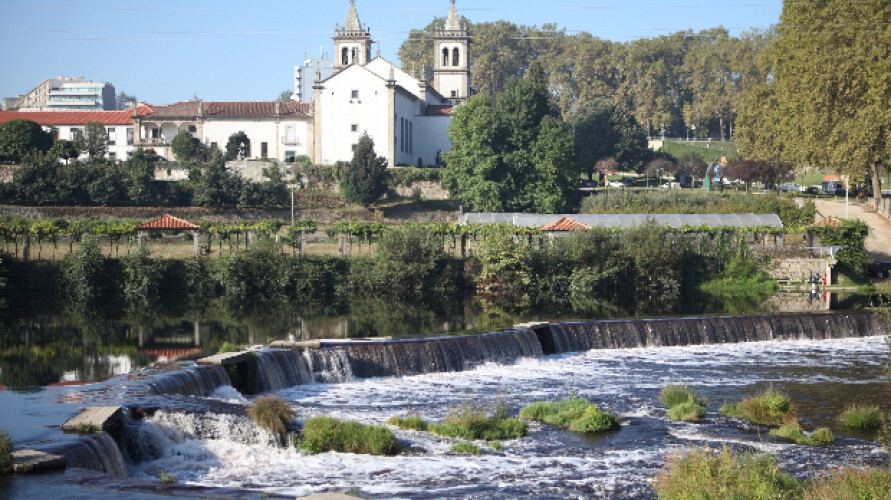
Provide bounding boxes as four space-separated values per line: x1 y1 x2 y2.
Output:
300 417 399 456
386 415 428 432
802 467 891 500
217 341 243 354
719 389 793 426
158 471 177 484
520 396 621 434
248 396 293 445
428 405 527 441
488 440 502 451
0 431 12 474
838 405 883 431
769 423 834 446
567 406 621 433
654 448 800 499
667 400 707 423
450 441 481 455
660 385 707 409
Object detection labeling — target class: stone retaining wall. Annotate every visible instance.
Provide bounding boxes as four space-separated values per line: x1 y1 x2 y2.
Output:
767 257 830 283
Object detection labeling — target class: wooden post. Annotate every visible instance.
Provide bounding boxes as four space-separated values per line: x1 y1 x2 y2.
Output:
23 233 30 262
298 230 305 258
192 231 199 256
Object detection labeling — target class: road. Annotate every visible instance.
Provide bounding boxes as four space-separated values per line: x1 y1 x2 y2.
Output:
814 198 891 262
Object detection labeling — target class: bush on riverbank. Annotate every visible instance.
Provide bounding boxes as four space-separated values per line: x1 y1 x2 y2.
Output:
719 389 794 426
654 448 800 499
0 430 11 474
838 405 883 431
520 396 620 433
450 441 481 455
248 396 293 445
299 417 399 456
802 467 891 500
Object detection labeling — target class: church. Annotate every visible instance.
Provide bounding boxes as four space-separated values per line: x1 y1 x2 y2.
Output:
135 1 470 168
313 0 469 167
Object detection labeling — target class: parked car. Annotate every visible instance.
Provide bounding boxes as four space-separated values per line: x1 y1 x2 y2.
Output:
803 185 820 195
780 182 801 192
822 180 845 195
607 180 625 188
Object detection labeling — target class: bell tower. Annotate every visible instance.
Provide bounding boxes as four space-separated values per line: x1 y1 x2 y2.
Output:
334 0 372 72
433 0 470 101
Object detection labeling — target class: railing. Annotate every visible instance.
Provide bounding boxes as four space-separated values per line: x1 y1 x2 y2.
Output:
139 138 170 146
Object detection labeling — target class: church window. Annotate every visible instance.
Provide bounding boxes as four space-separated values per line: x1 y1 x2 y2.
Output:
453 48 460 66
351 47 358 63
400 117 405 152
451 90 458 98
351 90 359 99
342 48 349 65
261 142 268 159
351 124 358 132
442 48 449 67
409 121 413 155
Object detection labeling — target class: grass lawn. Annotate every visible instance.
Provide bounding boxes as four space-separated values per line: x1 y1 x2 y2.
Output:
662 140 739 161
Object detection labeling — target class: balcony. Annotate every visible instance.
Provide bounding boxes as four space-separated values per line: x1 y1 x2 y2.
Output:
140 138 170 146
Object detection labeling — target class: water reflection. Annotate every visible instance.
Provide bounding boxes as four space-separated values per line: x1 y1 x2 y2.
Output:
0 292 884 390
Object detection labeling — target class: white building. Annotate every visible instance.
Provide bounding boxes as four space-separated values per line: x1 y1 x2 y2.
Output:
311 0 468 167
136 101 313 163
14 77 117 112
134 1 469 167
0 106 154 161
293 55 333 102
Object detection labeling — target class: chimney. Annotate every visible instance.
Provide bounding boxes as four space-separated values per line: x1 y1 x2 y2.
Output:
197 101 204 118
275 100 281 116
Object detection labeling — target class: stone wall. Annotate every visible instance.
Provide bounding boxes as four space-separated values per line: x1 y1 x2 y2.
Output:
767 257 830 283
394 180 451 200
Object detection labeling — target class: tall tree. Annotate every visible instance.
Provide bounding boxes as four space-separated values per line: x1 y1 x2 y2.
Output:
171 130 204 163
191 149 242 208
682 28 735 141
341 133 388 207
225 131 251 160
0 119 53 163
571 98 649 179
736 0 890 207
124 149 158 205
443 63 579 212
277 90 293 102
78 122 108 159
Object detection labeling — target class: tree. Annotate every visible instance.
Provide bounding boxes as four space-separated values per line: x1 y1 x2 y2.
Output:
240 165 289 209
736 1 890 209
171 130 204 162
124 148 158 205
340 133 387 206
674 153 708 181
116 92 137 110
225 131 251 160
571 98 649 179
191 149 242 208
78 122 108 159
0 119 53 163
49 139 80 163
277 90 293 102
443 63 579 212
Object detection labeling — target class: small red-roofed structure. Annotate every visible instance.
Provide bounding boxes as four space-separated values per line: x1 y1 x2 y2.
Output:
539 216 591 232
136 214 201 255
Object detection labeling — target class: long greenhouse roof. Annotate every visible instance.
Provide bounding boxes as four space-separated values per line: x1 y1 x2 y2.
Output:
458 213 783 229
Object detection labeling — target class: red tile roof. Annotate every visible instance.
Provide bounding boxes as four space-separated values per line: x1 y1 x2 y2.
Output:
137 214 200 231
0 105 153 126
148 101 312 119
539 216 592 231
425 105 454 116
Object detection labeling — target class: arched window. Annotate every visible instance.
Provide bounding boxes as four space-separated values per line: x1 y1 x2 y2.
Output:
442 48 449 67
341 48 349 65
453 48 460 67
351 47 358 63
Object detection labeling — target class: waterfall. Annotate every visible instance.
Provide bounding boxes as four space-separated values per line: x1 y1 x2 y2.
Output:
304 348 353 383
540 312 883 354
324 329 544 379
46 433 127 476
255 350 314 392
142 364 232 397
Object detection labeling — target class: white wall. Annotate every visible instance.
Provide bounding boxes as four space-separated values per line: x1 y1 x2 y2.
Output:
318 65 390 165
55 124 136 161
414 116 452 167
202 118 309 161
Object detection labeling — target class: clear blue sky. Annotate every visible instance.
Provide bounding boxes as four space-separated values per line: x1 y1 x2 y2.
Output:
0 0 783 105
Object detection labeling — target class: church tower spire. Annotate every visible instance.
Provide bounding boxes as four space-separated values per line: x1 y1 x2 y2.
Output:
433 0 470 102
334 0 372 72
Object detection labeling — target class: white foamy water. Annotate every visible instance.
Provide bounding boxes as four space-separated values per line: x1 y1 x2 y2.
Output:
132 336 890 498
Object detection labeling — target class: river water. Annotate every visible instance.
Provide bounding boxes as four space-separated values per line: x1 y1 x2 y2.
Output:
118 335 890 499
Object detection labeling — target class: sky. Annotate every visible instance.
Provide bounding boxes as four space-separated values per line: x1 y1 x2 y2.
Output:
0 0 783 105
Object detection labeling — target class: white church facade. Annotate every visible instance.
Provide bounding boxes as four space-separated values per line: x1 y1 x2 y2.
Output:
135 1 470 168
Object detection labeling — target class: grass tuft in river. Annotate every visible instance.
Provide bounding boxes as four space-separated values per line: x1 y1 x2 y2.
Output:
769 423 835 446
450 441 482 455
719 388 793 426
0 431 11 474
248 396 293 445
837 404 883 431
520 396 620 433
386 415 428 432
661 385 708 423
300 417 399 456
